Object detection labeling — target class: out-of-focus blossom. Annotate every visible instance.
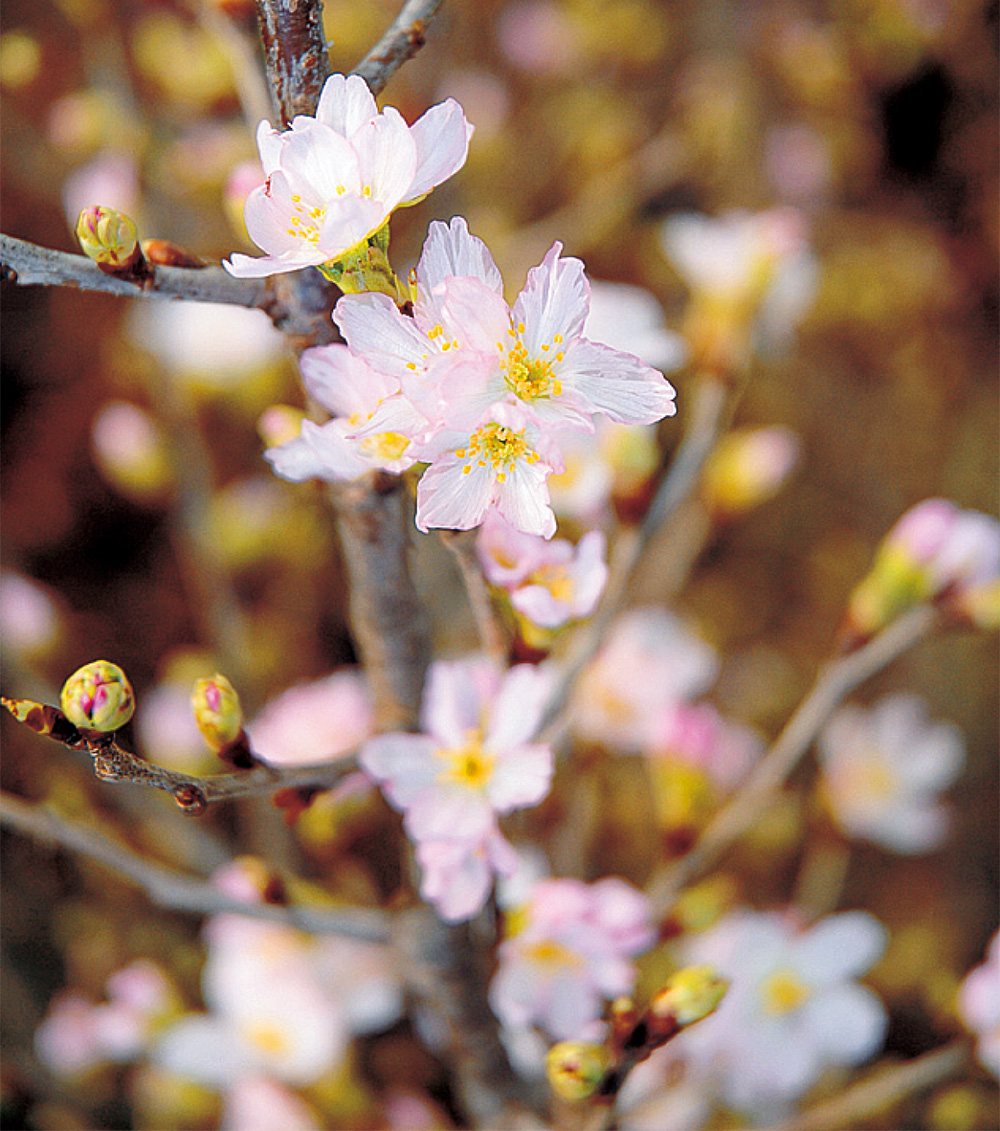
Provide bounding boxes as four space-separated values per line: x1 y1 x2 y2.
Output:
436 69 510 142
572 608 718 749
764 123 833 205
63 151 141 228
384 1090 454 1130
958 932 999 1078
674 909 888 1116
132 12 234 111
203 476 327 571
60 660 135 732
36 961 177 1076
91 401 172 503
0 572 62 662
701 426 801 516
224 159 266 241
490 877 655 1040
126 301 286 390
496 1 580 74
361 659 553 920
584 281 688 375
136 652 220 772
0 30 42 89
660 208 817 371
225 74 472 280
819 693 964 853
845 499 1000 642
477 513 607 630
221 1076 321 1131
248 669 374 766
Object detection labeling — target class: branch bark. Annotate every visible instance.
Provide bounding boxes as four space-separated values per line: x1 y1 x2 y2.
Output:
0 790 390 941
353 0 446 96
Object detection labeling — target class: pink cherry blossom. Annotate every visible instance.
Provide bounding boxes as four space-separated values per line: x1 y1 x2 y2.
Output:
673 909 887 1116
489 877 655 1040
959 931 1000 1078
221 1076 321 1131
415 823 521 923
225 74 472 278
819 693 965 853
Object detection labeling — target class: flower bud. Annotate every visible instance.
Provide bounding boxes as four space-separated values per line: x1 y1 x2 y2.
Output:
76 205 140 269
702 426 800 515
60 661 135 732
651 964 729 1027
545 1040 610 1101
257 404 305 449
191 674 243 751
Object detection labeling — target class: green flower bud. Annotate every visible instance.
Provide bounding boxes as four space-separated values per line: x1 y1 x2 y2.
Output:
545 1040 610 1101
191 674 243 751
60 660 135 732
75 206 140 269
651 964 729 1027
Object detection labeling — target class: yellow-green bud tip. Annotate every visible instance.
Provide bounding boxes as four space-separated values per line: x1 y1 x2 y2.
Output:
652 965 729 1027
60 660 135 732
191 674 243 751
545 1041 609 1102
75 205 139 268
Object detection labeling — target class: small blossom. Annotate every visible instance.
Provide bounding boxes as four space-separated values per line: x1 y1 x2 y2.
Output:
846 499 1000 641
91 401 172 503
60 659 135 732
490 876 655 1040
572 609 718 749
361 658 554 842
818 693 964 853
224 73 472 279
673 909 888 1116
584 280 688 374
221 1077 321 1131
247 669 374 767
958 932 999 1078
415 823 520 923
0 572 61 661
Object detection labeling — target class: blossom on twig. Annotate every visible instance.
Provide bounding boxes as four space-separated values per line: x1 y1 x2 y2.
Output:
224 74 472 280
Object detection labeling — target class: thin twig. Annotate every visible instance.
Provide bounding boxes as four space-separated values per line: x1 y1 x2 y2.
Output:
776 1042 968 1131
439 529 511 664
540 375 731 738
648 604 939 917
352 0 446 97
0 234 267 305
0 791 390 941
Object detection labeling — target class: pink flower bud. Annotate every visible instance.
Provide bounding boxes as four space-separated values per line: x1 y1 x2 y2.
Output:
702 426 800 515
60 660 135 732
545 1040 609 1101
75 205 140 269
191 674 243 751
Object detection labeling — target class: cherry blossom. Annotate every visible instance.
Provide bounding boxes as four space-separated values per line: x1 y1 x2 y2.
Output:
818 693 965 853
673 909 887 1116
489 876 655 1040
360 658 553 843
225 74 472 278
959 931 1000 1078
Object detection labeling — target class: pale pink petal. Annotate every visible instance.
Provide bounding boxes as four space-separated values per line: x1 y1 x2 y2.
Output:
486 664 553 748
512 243 590 356
222 1076 321 1131
417 216 503 295
495 455 556 538
276 120 361 201
404 788 494 842
255 119 284 172
557 338 678 424
359 733 439 808
487 742 553 812
421 658 497 747
315 73 379 137
404 99 474 201
334 293 433 377
352 107 418 207
417 837 494 922
415 455 495 533
794 913 887 985
317 192 392 256
437 275 512 352
300 344 398 418
265 424 365 482
800 984 888 1064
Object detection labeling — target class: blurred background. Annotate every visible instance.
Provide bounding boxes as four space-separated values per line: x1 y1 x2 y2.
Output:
1 0 997 1128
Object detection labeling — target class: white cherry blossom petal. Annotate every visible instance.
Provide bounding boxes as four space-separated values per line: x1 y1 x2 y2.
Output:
405 99 475 202
512 242 590 356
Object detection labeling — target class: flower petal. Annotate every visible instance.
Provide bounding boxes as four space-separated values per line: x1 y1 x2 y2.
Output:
351 107 417 207
557 338 678 425
512 242 589 356
417 216 503 295
315 73 378 137
334 293 433 378
404 99 474 202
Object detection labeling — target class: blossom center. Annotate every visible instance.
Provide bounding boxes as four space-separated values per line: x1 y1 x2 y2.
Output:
438 731 496 790
534 566 574 603
456 423 539 483
284 193 325 247
244 1021 291 1058
761 969 811 1016
501 339 563 401
526 939 581 968
361 432 410 463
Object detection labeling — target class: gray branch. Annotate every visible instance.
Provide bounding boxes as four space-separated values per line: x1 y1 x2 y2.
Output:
352 0 446 96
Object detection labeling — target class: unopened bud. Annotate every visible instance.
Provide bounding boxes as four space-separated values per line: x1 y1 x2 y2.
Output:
257 405 305 449
76 206 140 269
60 660 135 732
191 674 243 751
651 965 728 1027
546 1040 610 1101
702 426 800 515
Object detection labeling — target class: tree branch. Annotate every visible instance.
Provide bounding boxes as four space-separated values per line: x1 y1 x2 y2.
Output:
352 0 446 97
253 0 331 124
776 1042 968 1131
439 529 511 665
0 234 267 306
648 604 939 916
0 790 390 941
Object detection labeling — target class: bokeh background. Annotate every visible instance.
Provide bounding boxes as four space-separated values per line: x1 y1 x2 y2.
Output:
1 0 997 1128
